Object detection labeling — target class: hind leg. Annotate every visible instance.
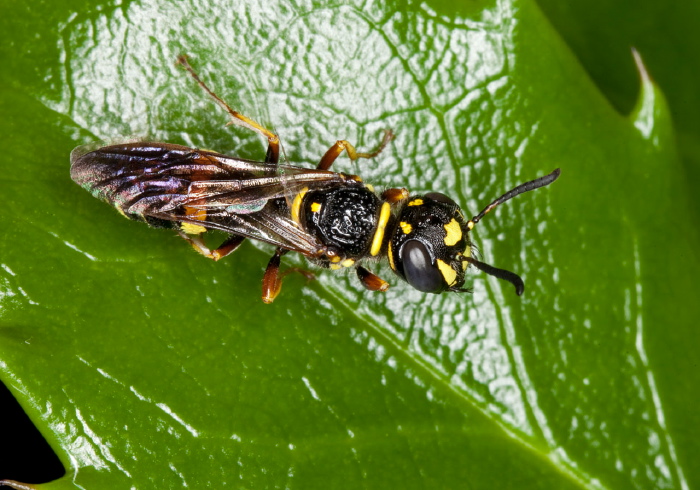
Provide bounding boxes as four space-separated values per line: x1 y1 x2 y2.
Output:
177 55 280 164
178 232 245 261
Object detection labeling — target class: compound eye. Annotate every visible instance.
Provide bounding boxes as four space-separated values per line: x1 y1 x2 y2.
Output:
401 240 446 293
424 192 456 206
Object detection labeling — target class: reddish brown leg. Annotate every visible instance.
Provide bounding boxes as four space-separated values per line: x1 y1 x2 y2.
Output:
282 268 316 282
177 55 280 164
261 249 318 303
356 266 390 292
262 248 288 304
317 129 394 171
178 232 245 261
381 187 409 203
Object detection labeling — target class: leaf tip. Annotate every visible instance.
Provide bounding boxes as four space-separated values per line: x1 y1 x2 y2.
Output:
629 47 672 147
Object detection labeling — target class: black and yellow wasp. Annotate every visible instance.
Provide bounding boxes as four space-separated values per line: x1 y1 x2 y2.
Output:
70 56 560 303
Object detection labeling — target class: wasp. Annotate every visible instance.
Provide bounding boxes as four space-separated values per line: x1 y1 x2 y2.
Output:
70 56 560 304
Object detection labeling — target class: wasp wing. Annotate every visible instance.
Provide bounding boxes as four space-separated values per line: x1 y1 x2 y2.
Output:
166 201 326 256
70 142 348 255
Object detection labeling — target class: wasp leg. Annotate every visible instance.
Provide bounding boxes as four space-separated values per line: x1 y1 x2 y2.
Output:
262 248 289 303
356 266 390 292
178 232 245 261
177 55 280 164
317 129 394 171
261 249 318 303
381 187 409 204
282 267 316 282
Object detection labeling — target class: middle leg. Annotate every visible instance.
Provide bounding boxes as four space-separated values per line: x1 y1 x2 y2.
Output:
317 129 394 171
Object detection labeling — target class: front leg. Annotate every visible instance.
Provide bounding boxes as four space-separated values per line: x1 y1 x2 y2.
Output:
381 187 409 204
356 266 390 292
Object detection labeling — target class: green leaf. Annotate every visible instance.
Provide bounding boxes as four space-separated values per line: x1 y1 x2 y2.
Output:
1 0 698 488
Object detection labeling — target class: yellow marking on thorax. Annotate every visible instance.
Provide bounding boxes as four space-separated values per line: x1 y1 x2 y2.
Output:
330 255 342 263
436 259 457 287
408 199 423 206
387 243 396 271
330 263 341 270
370 202 391 256
462 244 472 270
399 221 412 234
291 187 309 225
365 183 375 193
310 202 322 213
443 218 462 246
341 258 355 268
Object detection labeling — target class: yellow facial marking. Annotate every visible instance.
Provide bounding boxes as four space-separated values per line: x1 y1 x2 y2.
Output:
400 221 412 234
443 219 462 246
370 202 391 256
436 259 457 287
341 258 355 268
330 263 341 270
408 199 423 206
387 243 396 270
311 202 322 213
291 187 308 225
180 222 207 235
330 255 342 263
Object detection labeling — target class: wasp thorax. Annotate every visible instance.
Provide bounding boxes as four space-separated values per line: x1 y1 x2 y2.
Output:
300 185 383 260
389 193 472 293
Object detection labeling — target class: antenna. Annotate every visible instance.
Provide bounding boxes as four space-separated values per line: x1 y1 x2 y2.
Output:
462 256 525 296
467 168 561 230
460 168 561 295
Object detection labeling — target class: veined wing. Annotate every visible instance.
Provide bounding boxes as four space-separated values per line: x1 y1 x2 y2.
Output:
71 142 351 214
70 141 342 256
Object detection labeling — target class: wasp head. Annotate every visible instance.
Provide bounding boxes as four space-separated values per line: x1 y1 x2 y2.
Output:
389 192 472 293
387 169 561 296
